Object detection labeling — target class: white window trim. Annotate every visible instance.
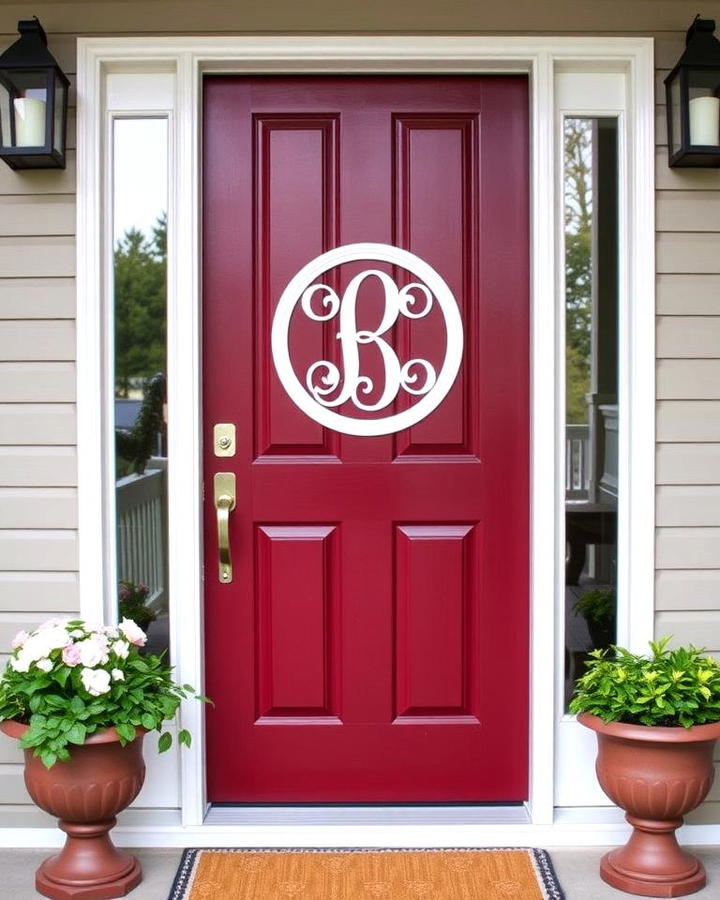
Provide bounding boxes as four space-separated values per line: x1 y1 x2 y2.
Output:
54 34 671 848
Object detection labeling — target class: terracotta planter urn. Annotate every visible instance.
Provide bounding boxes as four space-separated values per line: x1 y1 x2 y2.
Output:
579 711 720 897
1 720 146 900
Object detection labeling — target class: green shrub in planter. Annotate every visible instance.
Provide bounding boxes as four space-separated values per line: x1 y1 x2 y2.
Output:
570 635 720 728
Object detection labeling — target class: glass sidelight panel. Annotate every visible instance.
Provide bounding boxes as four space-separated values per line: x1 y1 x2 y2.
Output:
112 118 169 657
564 117 619 708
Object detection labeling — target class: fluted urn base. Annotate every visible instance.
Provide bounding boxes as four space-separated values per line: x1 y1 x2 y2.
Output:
600 815 705 897
0 721 146 900
36 818 142 900
578 713 720 898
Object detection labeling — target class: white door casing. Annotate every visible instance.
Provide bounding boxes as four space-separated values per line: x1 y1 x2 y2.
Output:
67 36 658 847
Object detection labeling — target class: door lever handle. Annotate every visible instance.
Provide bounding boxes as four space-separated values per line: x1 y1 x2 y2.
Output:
214 472 236 583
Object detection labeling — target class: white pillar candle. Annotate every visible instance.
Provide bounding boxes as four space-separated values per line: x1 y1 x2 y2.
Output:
13 97 46 147
689 96 720 146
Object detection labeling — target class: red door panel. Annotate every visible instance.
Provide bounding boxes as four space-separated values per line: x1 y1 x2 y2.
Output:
203 76 529 802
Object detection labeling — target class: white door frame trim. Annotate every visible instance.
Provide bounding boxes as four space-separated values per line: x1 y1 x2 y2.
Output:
71 35 657 840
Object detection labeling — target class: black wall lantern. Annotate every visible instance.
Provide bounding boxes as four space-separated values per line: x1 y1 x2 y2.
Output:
0 18 69 170
665 16 720 167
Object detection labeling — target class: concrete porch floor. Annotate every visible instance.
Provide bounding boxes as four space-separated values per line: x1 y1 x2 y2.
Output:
1 848 719 898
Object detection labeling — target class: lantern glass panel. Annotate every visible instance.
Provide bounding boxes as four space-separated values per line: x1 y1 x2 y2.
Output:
687 68 720 147
0 80 11 150
669 72 682 155
53 77 64 154
4 71 48 148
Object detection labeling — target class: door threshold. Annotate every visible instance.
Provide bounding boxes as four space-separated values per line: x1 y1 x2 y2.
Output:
204 805 530 827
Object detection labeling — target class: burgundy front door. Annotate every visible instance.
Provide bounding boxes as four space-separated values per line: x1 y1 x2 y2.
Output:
203 76 529 802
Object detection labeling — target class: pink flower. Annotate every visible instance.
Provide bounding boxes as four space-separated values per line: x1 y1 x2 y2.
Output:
77 636 109 667
62 644 82 667
118 618 147 647
11 630 29 649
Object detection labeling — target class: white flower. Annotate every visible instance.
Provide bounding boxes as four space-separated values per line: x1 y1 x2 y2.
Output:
38 617 65 631
21 633 53 662
111 639 129 659
111 668 125 681
10 652 31 673
118 618 147 647
80 667 111 696
42 624 72 651
77 637 109 668
10 630 29 650
104 625 119 640
70 629 85 639
36 658 53 673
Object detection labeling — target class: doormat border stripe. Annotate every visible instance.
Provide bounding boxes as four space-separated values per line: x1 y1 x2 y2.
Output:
167 847 565 900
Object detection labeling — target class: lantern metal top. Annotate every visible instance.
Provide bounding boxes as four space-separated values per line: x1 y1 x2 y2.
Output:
0 18 68 80
669 16 720 73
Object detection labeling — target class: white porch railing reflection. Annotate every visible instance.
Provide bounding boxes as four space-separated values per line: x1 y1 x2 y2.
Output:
566 424 590 500
116 462 167 609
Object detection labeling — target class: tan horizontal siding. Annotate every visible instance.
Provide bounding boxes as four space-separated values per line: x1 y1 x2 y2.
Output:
657 360 720 399
657 318 720 358
0 196 75 238
0 363 75 402
656 274 720 316
0 279 76 319
0 321 75 362
0 237 75 279
656 570 720 611
0 3 704 34
657 192 720 233
655 150 720 191
0 769 31 805
0 488 77 528
657 443 720 485
657 486 720 527
657 233 720 275
0 446 77 487
0 572 79 611
657 401 720 442
656 528 720 569
0 404 75 445
0 152 76 195
0 530 77 571
656 610 720 650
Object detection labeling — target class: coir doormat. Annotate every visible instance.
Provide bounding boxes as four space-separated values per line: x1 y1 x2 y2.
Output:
168 848 565 899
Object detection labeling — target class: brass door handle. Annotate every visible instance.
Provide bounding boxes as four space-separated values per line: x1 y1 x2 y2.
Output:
214 472 236 583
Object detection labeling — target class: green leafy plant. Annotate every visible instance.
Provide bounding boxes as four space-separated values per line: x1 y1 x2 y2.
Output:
0 617 209 769
573 587 616 649
570 636 720 728
118 580 157 631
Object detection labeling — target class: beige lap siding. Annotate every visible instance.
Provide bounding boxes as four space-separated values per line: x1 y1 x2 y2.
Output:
0 0 719 825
